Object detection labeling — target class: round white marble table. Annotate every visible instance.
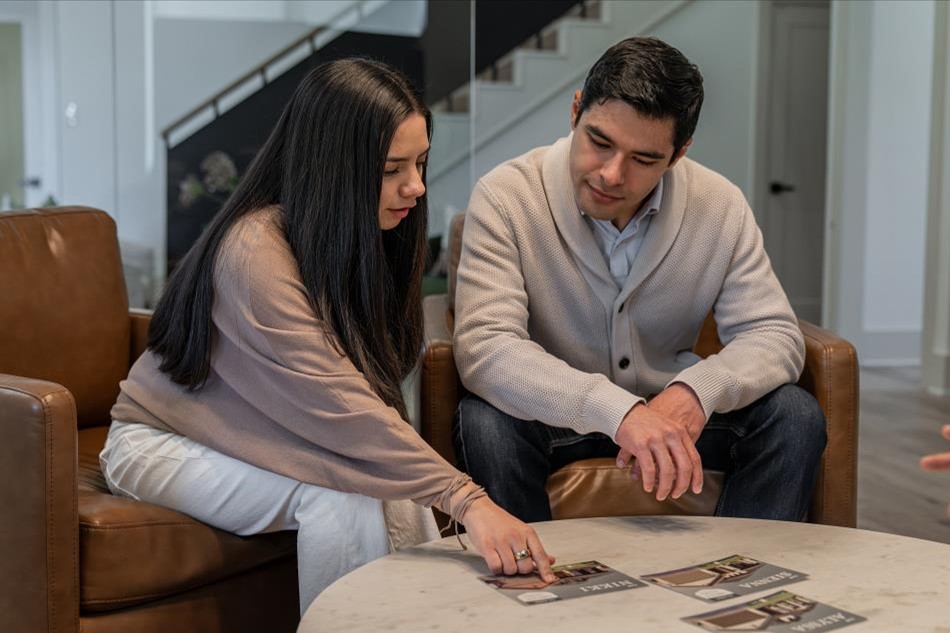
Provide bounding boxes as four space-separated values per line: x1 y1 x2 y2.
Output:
298 516 950 632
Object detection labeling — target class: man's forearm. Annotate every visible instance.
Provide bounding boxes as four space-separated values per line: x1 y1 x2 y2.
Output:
456 335 643 439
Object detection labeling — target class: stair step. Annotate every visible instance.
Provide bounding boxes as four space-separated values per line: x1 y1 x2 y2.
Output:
477 57 515 84
428 0 611 115
565 0 603 21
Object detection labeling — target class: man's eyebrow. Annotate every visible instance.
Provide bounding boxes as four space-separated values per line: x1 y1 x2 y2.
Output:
586 124 612 144
386 147 431 162
585 124 666 160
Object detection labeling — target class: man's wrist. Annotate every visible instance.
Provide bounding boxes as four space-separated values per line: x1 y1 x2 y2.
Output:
667 381 704 416
616 400 647 435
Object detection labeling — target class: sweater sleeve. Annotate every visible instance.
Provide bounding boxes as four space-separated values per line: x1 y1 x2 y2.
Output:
211 219 476 509
671 197 805 418
454 181 642 440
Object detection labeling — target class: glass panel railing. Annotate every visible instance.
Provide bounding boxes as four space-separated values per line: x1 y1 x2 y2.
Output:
468 1 590 198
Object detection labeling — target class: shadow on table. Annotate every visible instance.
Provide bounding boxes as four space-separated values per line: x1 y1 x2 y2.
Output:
599 515 707 534
395 543 488 575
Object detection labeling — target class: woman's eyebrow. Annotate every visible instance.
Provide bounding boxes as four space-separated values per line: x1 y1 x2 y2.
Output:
386 147 431 162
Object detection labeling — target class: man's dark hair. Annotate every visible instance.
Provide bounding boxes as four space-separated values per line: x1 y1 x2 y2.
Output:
577 37 704 158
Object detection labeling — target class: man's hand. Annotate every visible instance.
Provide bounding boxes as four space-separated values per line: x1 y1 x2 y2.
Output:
920 424 950 517
648 382 707 442
614 401 703 502
616 383 707 500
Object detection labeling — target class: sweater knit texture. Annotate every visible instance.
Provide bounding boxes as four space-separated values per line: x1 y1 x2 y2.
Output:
454 135 805 440
112 206 475 510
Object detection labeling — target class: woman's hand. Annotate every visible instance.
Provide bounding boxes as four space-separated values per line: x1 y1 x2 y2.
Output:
461 497 557 582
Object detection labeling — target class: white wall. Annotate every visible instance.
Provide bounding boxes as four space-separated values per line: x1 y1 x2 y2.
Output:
154 0 376 24
55 0 118 216
154 18 311 130
825 0 935 365
862 1 933 333
115 0 163 304
152 0 424 35
154 0 288 22
341 0 426 37
656 0 759 198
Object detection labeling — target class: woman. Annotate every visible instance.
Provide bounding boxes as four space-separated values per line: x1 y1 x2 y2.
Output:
100 58 555 613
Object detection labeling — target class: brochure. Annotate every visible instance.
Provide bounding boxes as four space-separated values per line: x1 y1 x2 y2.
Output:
478 560 647 606
683 590 866 632
642 554 808 603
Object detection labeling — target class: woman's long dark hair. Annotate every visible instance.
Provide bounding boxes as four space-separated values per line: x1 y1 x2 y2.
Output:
148 58 430 420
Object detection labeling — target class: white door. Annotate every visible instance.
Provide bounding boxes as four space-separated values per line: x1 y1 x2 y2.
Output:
0 3 57 209
762 1 830 325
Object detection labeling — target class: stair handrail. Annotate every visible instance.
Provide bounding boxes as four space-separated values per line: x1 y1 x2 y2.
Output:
161 0 374 146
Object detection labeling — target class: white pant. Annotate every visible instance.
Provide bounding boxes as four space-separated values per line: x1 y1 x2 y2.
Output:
99 421 435 613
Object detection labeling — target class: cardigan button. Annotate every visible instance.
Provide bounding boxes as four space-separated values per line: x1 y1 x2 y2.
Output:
619 357 630 369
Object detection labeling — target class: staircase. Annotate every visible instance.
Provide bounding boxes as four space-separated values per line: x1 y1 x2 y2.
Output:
426 0 692 237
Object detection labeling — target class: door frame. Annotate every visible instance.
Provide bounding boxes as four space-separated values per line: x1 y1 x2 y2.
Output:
0 1 59 208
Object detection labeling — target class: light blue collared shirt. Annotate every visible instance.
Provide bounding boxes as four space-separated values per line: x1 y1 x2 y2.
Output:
583 177 664 288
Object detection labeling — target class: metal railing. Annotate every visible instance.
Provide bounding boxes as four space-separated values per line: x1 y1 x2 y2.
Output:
161 0 375 148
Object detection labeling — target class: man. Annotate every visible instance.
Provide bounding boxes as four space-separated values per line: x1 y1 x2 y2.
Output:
452 37 827 523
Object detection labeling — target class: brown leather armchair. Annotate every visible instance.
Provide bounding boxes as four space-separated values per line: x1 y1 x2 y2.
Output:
0 208 299 633
421 213 859 528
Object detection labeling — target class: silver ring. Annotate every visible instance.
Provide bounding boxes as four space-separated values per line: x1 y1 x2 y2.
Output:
513 548 531 561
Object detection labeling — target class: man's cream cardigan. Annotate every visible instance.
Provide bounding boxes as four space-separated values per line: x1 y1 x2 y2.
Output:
454 135 804 441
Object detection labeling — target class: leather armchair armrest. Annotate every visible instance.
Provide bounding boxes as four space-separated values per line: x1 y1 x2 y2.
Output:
129 308 153 366
797 320 859 527
421 294 460 465
0 374 79 633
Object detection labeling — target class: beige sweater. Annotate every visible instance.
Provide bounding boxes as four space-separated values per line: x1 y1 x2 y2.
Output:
455 135 804 440
112 207 475 510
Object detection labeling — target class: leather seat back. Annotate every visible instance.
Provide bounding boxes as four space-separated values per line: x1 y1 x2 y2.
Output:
0 208 131 428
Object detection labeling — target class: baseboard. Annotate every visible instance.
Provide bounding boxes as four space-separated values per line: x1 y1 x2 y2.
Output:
852 330 922 366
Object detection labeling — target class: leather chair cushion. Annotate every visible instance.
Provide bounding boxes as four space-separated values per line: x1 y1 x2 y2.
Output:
77 426 297 612
547 458 724 519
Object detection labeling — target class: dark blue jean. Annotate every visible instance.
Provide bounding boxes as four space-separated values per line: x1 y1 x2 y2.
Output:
453 384 827 523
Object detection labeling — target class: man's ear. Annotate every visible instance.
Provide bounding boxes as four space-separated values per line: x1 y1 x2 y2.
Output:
570 90 582 129
668 138 693 167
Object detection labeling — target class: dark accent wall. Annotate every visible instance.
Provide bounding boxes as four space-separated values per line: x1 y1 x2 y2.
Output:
473 1 580 75
420 0 471 104
420 0 581 104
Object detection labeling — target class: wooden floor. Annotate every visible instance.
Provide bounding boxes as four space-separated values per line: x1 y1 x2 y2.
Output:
857 366 950 544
